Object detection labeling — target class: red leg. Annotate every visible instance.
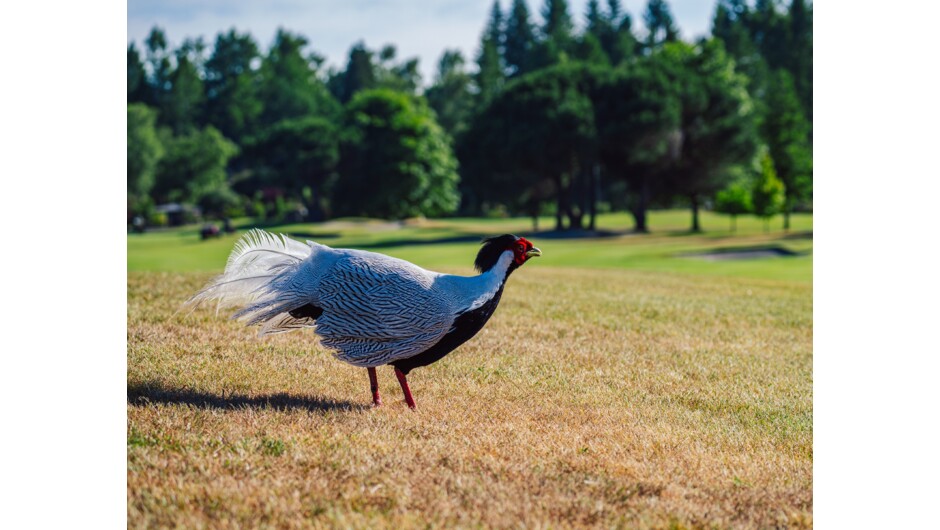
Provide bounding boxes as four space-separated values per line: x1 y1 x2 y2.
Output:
368 367 381 407
394 367 417 410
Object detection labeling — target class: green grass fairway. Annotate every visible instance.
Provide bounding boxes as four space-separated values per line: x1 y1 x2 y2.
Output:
128 210 812 282
127 210 812 527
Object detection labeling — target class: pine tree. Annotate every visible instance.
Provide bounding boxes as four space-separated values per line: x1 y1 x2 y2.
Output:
712 0 753 59
504 0 536 77
612 1 638 62
643 0 679 51
144 27 172 110
585 0 636 65
426 50 475 139
127 44 148 103
532 0 574 69
541 0 573 40
474 0 506 103
586 0 604 33
787 0 812 123
763 69 811 230
484 0 505 56
749 0 788 70
335 42 377 103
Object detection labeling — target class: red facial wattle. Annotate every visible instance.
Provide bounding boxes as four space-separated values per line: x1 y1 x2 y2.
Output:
512 237 540 265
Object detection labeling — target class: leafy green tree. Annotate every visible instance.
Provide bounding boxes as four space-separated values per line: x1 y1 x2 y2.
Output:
127 104 164 207
197 186 244 220
152 126 238 205
763 69 812 230
425 50 474 140
751 150 785 231
504 0 536 77
334 90 460 219
594 60 680 232
259 30 339 126
643 0 679 51
714 179 752 232
460 64 599 230
248 117 339 221
660 40 759 232
204 29 263 144
460 99 553 228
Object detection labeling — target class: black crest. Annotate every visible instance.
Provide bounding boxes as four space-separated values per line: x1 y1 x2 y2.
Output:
474 234 518 273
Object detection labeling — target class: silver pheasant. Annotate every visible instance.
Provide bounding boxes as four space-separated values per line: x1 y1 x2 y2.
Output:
188 229 541 409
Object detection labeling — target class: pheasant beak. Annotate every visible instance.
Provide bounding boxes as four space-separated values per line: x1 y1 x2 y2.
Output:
526 247 542 259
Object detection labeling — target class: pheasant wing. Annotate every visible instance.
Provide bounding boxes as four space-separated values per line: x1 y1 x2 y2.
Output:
313 254 456 367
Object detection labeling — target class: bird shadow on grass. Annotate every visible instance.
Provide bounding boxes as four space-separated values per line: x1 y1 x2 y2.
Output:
127 382 366 413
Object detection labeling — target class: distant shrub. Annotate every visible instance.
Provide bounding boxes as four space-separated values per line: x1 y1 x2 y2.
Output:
148 212 168 227
197 186 243 220
250 200 266 221
482 203 509 218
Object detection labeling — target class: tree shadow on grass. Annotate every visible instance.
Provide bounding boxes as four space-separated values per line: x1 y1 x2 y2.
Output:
352 234 486 249
349 229 623 250
127 382 366 413
779 230 813 240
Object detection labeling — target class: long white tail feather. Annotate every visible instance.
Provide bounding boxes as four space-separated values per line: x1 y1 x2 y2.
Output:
186 230 316 331
225 229 310 274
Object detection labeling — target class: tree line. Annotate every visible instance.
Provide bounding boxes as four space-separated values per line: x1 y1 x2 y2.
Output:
127 0 812 232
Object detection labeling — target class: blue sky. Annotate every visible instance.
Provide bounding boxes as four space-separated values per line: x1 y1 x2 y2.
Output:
127 0 717 84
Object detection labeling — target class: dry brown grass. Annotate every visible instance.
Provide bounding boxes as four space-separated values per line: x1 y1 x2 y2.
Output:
128 267 812 529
